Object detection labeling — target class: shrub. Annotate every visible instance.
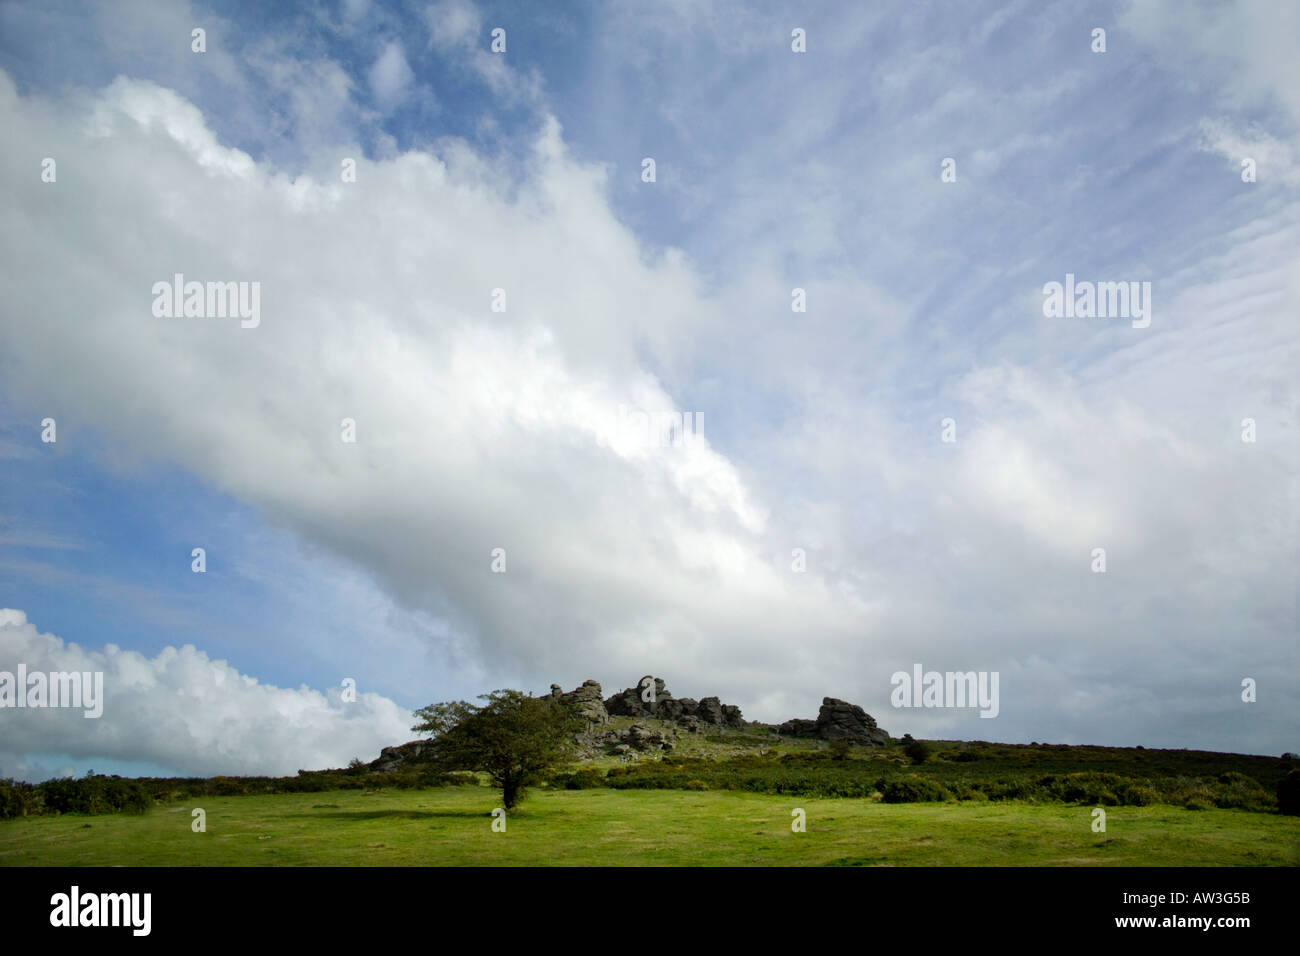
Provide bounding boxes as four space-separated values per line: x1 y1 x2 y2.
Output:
38 776 150 815
683 779 710 791
1050 772 1125 805
881 775 953 803
1118 784 1158 806
1212 773 1273 811
555 766 605 790
903 739 931 765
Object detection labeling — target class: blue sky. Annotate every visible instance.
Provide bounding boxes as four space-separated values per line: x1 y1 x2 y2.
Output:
0 0 1296 780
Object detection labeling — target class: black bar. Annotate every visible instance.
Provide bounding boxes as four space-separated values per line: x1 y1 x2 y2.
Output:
0 866 1286 941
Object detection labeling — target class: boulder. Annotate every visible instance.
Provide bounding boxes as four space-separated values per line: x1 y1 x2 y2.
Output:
697 696 724 724
620 722 676 752
776 718 818 738
367 739 438 773
591 724 668 747
772 701 889 746
604 676 670 717
557 679 608 725
814 698 889 746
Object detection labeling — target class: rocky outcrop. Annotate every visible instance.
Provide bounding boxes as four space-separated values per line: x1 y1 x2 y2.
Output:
368 677 889 772
604 675 666 717
776 718 818 738
815 698 889 745
552 678 685 756
775 698 889 746
550 680 609 725
368 739 438 773
602 721 675 752
603 676 745 729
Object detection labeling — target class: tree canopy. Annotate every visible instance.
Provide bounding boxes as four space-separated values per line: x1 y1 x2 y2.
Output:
412 689 579 810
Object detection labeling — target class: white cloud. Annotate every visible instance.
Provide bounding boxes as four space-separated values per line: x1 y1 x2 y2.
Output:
425 0 481 49
0 71 817 707
0 0 1296 761
1121 0 1300 128
423 0 541 104
0 609 414 778
368 41 414 108
1197 117 1300 186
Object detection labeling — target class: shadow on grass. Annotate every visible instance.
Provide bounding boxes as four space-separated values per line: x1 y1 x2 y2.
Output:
313 809 498 821
824 857 892 866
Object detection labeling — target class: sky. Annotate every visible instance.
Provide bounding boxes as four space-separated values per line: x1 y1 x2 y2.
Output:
0 0 1296 782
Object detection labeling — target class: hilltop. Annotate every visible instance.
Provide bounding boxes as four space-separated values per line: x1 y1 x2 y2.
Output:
369 674 890 771
359 674 1296 816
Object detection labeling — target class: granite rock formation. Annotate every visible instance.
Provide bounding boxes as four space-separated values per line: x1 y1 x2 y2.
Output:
368 677 888 771
601 676 745 729
549 680 609 725
775 698 889 746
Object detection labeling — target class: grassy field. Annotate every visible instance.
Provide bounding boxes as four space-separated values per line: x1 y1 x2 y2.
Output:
3 785 1297 866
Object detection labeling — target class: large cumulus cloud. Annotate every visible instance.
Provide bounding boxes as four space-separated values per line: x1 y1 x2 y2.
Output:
0 609 413 778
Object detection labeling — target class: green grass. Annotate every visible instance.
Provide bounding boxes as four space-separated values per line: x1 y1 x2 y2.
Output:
3 786 1297 866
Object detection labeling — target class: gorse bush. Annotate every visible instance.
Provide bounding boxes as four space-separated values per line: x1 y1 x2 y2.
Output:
1117 784 1158 807
554 766 605 790
881 775 953 803
141 767 457 801
581 748 1284 810
828 739 853 760
37 776 151 815
0 767 464 820
1212 772 1273 811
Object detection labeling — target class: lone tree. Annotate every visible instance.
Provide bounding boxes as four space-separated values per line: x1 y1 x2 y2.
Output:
412 689 579 810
